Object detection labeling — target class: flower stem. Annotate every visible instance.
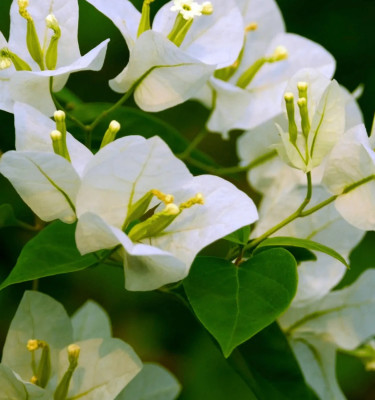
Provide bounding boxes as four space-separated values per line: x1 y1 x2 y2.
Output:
178 128 209 160
246 173 375 252
245 172 312 252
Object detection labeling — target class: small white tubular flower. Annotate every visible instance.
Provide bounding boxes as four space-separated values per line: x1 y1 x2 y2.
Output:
75 136 258 291
170 0 203 20
0 0 109 115
85 0 244 112
322 124 375 230
0 103 93 223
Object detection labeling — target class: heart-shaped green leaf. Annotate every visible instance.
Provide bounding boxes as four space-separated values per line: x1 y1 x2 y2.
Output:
184 248 297 357
0 221 97 291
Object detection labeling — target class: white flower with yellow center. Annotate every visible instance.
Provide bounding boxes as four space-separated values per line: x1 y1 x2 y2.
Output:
192 0 335 138
74 135 258 291
171 0 203 20
0 0 109 115
84 0 244 112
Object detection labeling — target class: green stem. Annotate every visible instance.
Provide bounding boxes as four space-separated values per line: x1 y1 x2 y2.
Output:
49 77 87 132
246 172 312 252
178 128 209 160
246 173 375 253
184 150 277 176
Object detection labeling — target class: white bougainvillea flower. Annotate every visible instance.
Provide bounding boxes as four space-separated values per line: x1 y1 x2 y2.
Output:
274 68 346 172
0 0 109 115
323 124 375 230
0 102 93 223
251 184 363 307
84 0 244 112
207 34 335 138
1 291 142 399
237 72 363 199
279 269 375 399
75 135 258 291
193 0 335 138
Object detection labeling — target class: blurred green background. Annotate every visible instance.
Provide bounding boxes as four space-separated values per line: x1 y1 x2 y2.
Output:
0 0 375 399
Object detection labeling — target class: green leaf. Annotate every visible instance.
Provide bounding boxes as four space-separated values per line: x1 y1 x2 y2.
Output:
254 236 349 268
0 204 26 229
184 248 298 357
235 323 318 400
224 226 251 245
0 221 98 291
116 363 181 400
69 103 216 166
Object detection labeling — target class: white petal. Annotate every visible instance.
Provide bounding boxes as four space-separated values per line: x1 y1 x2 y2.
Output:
206 77 253 138
117 363 181 400
76 212 187 291
290 338 345 400
153 0 244 68
8 40 109 115
77 136 192 229
84 0 140 49
323 124 375 193
0 151 79 222
280 269 375 350
231 0 285 80
58 338 142 399
0 70 14 113
2 290 73 382
250 33 335 90
308 80 346 168
71 301 112 342
253 185 363 306
0 364 48 399
14 102 93 176
109 31 215 112
9 0 80 68
150 175 258 267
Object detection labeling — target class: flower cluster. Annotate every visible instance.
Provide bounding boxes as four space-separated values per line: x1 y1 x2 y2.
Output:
0 0 374 398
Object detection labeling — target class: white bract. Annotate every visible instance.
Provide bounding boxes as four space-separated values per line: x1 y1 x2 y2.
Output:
84 0 244 111
323 124 375 230
1 291 142 399
252 184 363 307
0 102 93 223
194 0 335 138
75 135 258 291
275 69 346 172
279 269 375 399
237 70 363 197
0 0 109 115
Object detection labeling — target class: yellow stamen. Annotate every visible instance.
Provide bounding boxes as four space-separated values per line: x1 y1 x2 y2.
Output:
151 189 174 204
27 339 39 351
30 376 38 384
179 193 204 210
245 22 258 32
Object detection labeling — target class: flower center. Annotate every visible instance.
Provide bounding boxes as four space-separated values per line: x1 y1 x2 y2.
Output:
124 189 204 242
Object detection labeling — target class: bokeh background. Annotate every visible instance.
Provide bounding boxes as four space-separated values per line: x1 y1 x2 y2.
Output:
0 0 375 398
